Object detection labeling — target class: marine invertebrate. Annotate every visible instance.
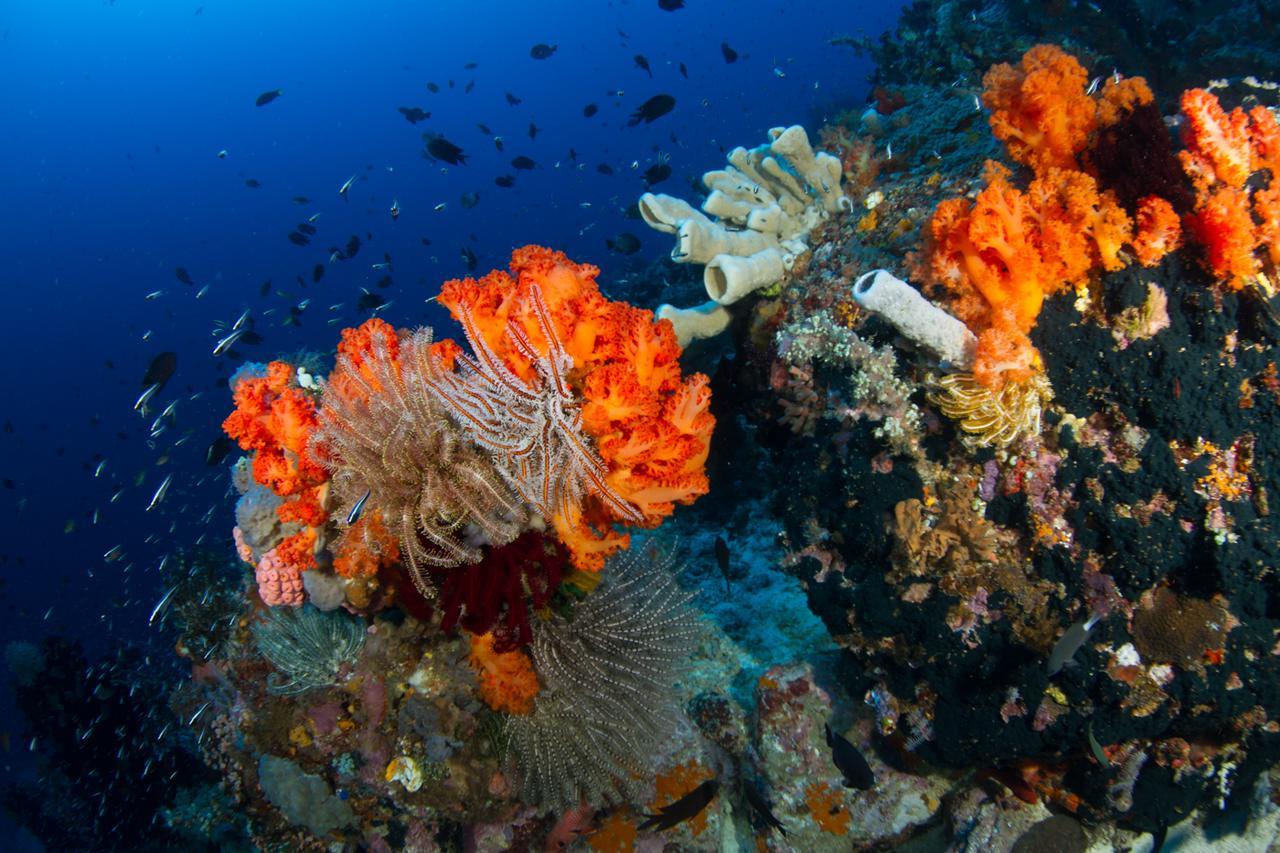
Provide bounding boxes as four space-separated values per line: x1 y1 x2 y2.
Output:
1132 588 1229 668
851 268 977 368
927 370 1053 449
255 545 305 608
1179 89 1280 288
252 605 366 695
434 246 714 571
505 545 700 809
314 321 528 591
436 530 566 649
640 124 849 310
467 631 539 715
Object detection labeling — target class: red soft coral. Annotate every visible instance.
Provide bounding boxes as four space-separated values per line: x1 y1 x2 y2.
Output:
982 44 1098 174
333 510 401 579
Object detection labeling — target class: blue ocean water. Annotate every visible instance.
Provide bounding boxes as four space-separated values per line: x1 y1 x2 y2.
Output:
0 0 899 843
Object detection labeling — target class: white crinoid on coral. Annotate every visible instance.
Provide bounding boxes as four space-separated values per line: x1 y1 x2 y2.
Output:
640 125 851 324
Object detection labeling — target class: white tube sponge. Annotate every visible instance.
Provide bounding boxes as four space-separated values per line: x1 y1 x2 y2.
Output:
851 269 977 370
705 247 789 305
656 301 732 347
677 217 777 265
767 125 852 214
638 193 707 234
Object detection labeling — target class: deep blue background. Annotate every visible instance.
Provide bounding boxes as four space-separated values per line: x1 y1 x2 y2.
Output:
0 0 901 822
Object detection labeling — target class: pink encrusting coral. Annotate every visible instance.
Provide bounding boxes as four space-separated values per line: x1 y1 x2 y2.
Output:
255 546 306 607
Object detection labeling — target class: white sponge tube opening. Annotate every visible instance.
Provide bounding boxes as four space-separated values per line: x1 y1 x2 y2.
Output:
852 269 977 370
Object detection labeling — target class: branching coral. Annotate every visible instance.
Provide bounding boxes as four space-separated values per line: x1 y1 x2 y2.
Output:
314 321 528 595
505 545 700 809
434 246 714 571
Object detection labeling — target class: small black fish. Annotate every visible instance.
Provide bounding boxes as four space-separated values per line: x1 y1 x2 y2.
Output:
505 92 522 106
461 246 477 271
357 290 388 312
292 196 309 204
244 178 260 188
606 232 641 255
397 106 430 124
259 279 272 296
529 43 557 60
715 535 731 593
511 155 537 170
643 162 672 187
679 62 688 78
634 54 652 77
345 234 362 258
477 122 492 135
312 264 324 284
638 780 719 832
494 174 516 188
568 147 578 161
597 163 615 175
528 121 540 140
628 94 675 125
427 81 440 93
658 0 685 9
460 192 480 209
174 266 194 286
287 231 309 246
142 352 177 388
297 222 317 236
425 135 467 165
721 41 738 63
464 62 478 70
493 136 505 152
464 80 474 94
255 89 283 107
826 724 875 790
375 274 393 289
205 434 234 467
742 777 785 836
583 103 598 118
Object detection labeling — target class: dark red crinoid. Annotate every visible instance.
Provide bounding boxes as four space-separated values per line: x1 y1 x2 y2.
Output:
435 530 567 650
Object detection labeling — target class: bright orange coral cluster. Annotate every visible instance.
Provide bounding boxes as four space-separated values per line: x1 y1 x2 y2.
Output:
923 46 1184 387
222 361 330 572
923 162 1139 386
467 631 539 715
1179 88 1280 288
982 44 1153 175
437 246 714 570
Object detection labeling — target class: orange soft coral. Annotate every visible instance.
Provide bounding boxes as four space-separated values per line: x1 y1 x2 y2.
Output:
467 631 539 715
982 44 1098 174
1179 88 1254 193
436 246 714 571
1186 186 1260 285
1132 195 1183 267
327 318 401 406
274 527 319 573
1179 90 1280 287
333 510 401 579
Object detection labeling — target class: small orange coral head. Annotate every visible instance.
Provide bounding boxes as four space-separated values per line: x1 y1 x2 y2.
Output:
333 510 401 579
435 246 714 571
982 44 1099 174
467 631 539 715
1132 195 1183 267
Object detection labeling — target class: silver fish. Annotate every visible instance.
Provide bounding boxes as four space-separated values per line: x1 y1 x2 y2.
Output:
149 584 178 626
134 382 162 412
146 473 173 511
212 327 247 356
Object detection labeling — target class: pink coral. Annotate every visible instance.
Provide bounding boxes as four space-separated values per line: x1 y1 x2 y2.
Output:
255 546 306 607
232 526 255 565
